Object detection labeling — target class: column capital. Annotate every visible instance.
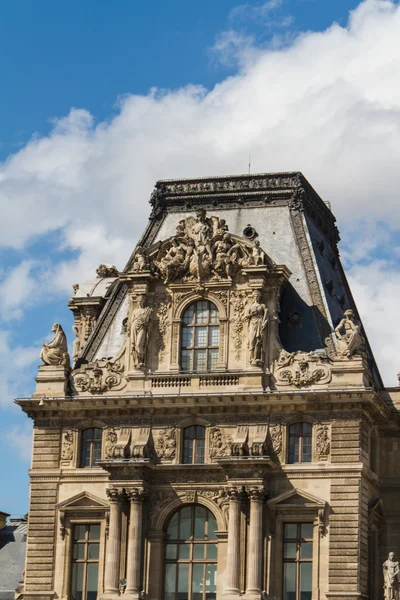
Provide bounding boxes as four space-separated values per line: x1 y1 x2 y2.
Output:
106 487 124 503
127 487 147 503
247 486 266 502
228 486 245 502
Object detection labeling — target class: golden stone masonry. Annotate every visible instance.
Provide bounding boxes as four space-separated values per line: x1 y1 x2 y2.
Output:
15 172 400 600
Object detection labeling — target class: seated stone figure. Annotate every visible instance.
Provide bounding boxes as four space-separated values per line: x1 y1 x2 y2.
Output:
40 323 70 368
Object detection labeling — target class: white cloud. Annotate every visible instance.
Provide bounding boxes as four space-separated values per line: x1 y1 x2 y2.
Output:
0 330 39 407
3 422 33 462
0 0 399 383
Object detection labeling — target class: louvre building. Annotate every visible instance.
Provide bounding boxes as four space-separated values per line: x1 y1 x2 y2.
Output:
16 173 400 600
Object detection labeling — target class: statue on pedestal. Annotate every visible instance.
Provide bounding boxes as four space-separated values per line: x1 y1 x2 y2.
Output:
40 323 70 368
335 309 365 358
131 295 152 368
383 552 400 600
245 290 268 366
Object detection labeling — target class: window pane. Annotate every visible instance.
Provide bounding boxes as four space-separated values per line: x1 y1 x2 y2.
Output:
303 423 312 434
83 429 94 441
284 524 297 539
183 307 195 324
179 544 190 559
167 513 179 540
71 562 84 600
179 508 191 540
87 562 98 600
194 507 206 539
208 326 220 346
80 440 91 467
73 543 85 560
207 349 219 371
290 423 301 435
205 563 217 595
195 439 205 464
301 524 313 539
88 525 100 541
164 563 177 600
300 542 313 559
181 350 193 372
196 302 208 324
183 439 193 464
74 525 87 541
178 564 189 599
181 327 193 348
284 562 296 600
192 563 204 600
284 543 297 559
93 440 102 464
207 515 217 540
166 544 177 560
288 438 299 463
195 327 207 347
206 544 217 559
209 307 219 324
194 350 207 371
302 438 312 463
300 562 312 600
193 544 205 559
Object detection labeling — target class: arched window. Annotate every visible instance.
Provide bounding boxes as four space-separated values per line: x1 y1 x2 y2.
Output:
181 301 219 372
164 505 218 600
80 428 102 467
182 426 205 464
288 423 312 464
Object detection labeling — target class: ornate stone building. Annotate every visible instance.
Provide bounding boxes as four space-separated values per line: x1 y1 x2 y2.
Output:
17 172 400 600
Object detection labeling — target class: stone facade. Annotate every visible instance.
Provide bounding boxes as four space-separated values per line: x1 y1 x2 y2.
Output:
16 173 400 600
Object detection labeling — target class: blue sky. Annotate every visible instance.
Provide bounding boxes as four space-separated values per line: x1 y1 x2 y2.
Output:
1 0 400 515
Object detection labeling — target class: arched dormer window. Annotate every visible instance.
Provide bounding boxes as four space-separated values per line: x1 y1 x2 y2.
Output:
180 301 219 372
288 423 312 464
79 428 102 467
182 426 206 464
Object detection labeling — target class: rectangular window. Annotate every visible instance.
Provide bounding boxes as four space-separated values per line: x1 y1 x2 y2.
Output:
71 524 100 600
283 523 313 600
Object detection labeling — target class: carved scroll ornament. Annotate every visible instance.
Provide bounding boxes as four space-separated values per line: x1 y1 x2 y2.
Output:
274 349 331 388
72 357 125 394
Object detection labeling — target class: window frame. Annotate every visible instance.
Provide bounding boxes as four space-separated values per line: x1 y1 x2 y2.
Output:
163 504 218 600
70 523 101 600
287 422 313 464
180 300 220 373
79 428 103 468
182 425 206 465
282 522 313 600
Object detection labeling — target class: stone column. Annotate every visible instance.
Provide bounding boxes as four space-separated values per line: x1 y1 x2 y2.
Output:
224 487 242 597
125 488 146 599
103 488 123 596
246 487 264 598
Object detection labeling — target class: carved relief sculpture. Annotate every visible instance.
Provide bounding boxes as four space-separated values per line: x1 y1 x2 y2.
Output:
61 431 74 461
40 323 70 368
73 359 125 393
131 247 149 273
383 552 400 600
155 427 176 460
209 427 231 459
104 428 118 459
335 309 366 358
245 290 268 366
316 424 330 460
131 295 152 368
269 424 283 459
72 325 81 363
274 349 331 387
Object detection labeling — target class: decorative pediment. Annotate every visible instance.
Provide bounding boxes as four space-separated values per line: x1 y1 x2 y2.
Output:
57 491 110 511
268 488 326 509
130 210 274 284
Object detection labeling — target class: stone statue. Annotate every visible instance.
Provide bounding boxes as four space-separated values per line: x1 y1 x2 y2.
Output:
131 295 152 368
383 552 400 600
249 240 266 266
72 325 81 363
245 290 268 366
40 323 70 368
335 309 365 358
96 263 119 278
132 247 149 273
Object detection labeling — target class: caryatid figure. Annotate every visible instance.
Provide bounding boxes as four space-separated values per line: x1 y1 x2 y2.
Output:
130 295 152 368
383 552 400 600
245 290 268 366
